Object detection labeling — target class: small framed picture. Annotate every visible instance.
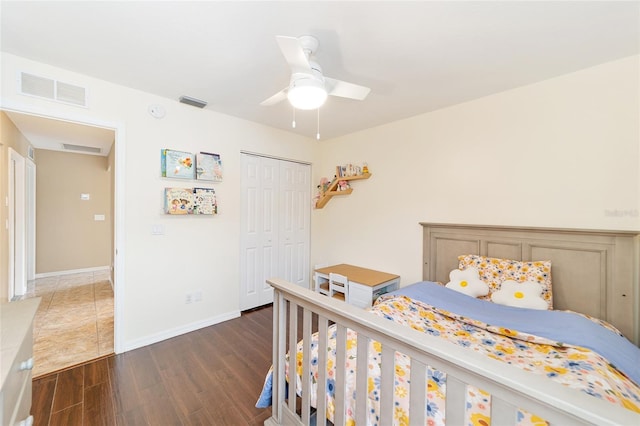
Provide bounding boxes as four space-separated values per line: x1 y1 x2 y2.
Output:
196 152 223 182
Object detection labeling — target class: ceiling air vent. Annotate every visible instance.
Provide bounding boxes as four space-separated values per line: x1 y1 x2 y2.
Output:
62 143 101 154
20 72 88 107
179 95 207 108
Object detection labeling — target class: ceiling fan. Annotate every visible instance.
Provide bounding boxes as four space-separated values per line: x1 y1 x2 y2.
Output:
260 35 371 111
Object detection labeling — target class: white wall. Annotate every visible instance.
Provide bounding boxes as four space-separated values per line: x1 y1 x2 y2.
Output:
312 55 640 286
1 53 315 351
3 52 638 351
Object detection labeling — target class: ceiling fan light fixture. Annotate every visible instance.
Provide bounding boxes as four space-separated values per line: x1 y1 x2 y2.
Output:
287 77 327 110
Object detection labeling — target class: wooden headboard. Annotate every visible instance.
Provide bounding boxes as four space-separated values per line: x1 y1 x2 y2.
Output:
421 223 640 345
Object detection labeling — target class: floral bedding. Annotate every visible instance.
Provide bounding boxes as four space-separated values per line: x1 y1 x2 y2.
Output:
259 288 640 425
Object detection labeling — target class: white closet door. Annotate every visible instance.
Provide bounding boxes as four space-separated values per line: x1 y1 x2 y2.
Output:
240 155 279 310
259 157 279 305
240 154 310 311
279 161 310 287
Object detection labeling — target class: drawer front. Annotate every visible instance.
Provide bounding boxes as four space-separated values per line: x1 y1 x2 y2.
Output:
348 284 372 308
2 367 28 426
12 374 32 426
3 324 34 426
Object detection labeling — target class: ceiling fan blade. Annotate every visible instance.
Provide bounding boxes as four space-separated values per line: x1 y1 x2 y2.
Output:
260 87 288 106
276 35 311 73
325 77 371 101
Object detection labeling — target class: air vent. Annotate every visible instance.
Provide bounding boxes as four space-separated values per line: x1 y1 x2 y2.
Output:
179 95 207 108
55 81 86 106
62 144 101 154
20 72 88 107
20 73 55 99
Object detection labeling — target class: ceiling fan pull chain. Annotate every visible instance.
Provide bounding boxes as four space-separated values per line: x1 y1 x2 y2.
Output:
292 107 296 128
316 108 321 140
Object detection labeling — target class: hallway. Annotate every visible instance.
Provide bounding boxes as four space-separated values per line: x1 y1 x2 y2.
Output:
22 270 114 378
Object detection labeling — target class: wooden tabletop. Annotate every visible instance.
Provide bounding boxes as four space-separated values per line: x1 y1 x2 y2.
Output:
315 264 399 288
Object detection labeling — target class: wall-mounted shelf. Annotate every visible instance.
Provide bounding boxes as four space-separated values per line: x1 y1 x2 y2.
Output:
315 173 371 209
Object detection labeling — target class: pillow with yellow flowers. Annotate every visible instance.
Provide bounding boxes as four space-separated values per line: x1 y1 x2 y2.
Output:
458 255 553 309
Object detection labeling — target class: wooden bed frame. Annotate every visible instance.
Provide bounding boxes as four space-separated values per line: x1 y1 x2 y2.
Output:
264 223 640 426
422 223 639 345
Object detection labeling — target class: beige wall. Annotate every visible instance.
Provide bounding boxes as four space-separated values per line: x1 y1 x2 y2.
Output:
312 55 640 285
0 112 32 302
35 149 112 273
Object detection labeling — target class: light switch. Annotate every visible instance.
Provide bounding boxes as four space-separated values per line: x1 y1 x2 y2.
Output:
151 224 164 235
81 193 90 200
94 214 105 221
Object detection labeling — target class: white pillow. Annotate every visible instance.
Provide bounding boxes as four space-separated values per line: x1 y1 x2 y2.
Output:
491 280 547 310
445 267 489 298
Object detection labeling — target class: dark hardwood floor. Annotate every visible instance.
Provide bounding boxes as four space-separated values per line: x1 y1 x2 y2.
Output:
32 305 275 426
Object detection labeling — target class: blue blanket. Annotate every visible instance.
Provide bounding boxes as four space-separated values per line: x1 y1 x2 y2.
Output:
256 369 273 408
256 282 640 408
392 282 640 385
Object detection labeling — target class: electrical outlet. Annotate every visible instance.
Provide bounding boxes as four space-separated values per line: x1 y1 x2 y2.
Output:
185 293 192 304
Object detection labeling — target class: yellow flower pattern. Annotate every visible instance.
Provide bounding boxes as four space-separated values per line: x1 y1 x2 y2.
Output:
279 294 639 426
458 255 553 308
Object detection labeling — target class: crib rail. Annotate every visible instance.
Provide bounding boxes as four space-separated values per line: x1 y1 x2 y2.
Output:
264 278 639 426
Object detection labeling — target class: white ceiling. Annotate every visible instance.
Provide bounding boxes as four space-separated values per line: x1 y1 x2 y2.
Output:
1 1 638 150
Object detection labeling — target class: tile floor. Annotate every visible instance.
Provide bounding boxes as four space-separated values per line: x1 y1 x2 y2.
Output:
22 270 114 378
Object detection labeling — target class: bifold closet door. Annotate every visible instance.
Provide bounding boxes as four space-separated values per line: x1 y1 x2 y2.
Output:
279 161 311 288
240 154 310 311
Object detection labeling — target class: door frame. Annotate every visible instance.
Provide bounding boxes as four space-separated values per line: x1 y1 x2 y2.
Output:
1 101 126 354
8 147 26 299
26 157 36 281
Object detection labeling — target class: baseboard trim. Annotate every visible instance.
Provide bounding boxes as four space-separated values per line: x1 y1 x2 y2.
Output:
122 310 241 353
35 266 110 279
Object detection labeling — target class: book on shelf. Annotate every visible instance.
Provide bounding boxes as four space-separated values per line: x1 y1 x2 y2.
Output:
161 149 196 179
192 187 217 215
165 187 194 215
196 152 223 182
164 187 217 215
337 163 363 177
